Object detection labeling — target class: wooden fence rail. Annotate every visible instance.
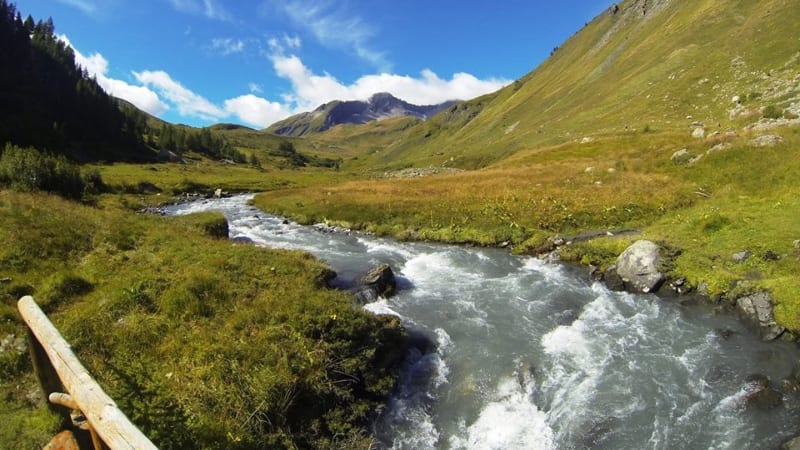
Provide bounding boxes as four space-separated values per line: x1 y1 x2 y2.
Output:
18 296 158 450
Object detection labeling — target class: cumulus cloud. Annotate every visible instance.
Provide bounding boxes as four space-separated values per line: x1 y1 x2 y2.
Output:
210 38 245 55
248 82 263 94
59 35 168 116
272 0 390 71
224 95 291 128
134 70 225 121
270 52 510 110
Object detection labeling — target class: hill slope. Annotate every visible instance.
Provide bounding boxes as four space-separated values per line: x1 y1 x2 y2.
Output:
334 0 800 169
267 93 457 137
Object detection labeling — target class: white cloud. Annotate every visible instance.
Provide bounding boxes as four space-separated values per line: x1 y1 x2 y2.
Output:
274 0 390 71
270 52 510 110
211 38 245 55
56 0 97 15
248 83 263 94
134 70 225 121
168 0 231 21
224 95 291 128
59 35 168 116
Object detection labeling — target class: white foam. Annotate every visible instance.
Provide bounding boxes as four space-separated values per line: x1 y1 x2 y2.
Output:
541 320 590 360
363 299 403 318
452 377 554 450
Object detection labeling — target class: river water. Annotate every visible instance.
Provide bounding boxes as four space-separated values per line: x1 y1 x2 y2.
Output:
164 195 800 449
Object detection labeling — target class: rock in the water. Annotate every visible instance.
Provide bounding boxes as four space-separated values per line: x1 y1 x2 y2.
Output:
352 263 397 305
782 435 800 450
742 374 783 411
603 265 626 291
615 240 666 293
736 291 785 341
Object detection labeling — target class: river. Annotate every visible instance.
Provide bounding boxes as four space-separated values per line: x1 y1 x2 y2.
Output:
164 194 800 449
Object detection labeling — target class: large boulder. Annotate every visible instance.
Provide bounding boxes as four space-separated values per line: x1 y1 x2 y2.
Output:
742 374 783 411
352 264 397 305
614 240 666 293
736 291 785 341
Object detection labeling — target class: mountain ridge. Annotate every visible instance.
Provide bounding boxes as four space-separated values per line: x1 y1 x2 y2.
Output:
266 92 459 137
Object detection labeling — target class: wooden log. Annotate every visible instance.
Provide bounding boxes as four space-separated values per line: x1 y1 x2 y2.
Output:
18 296 158 450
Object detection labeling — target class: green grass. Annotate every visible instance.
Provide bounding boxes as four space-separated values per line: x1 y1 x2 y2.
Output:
0 191 406 449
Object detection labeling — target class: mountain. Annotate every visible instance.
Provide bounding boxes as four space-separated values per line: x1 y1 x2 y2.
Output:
266 93 458 136
323 0 800 170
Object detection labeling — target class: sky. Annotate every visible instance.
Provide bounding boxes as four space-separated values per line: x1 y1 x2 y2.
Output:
16 0 611 129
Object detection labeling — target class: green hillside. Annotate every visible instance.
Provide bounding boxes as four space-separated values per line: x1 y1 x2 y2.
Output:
318 0 799 170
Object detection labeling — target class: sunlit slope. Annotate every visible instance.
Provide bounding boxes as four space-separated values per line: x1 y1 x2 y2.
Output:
352 0 799 169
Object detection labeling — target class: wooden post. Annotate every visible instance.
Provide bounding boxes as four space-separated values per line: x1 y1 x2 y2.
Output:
18 296 158 450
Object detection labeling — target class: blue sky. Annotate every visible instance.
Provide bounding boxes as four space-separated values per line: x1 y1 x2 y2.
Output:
17 0 611 128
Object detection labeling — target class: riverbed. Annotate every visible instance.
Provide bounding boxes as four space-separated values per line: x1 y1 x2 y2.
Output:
164 194 800 449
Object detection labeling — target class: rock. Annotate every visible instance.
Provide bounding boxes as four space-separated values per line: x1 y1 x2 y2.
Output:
706 143 731 155
43 430 80 450
615 240 666 293
603 265 626 291
732 95 741 104
750 134 784 147
555 309 578 326
692 127 706 138
213 188 223 198
763 250 779 261
736 291 785 341
715 328 737 340
353 264 397 305
732 250 751 263
742 374 783 411
671 148 691 163
793 239 800 250
782 435 800 450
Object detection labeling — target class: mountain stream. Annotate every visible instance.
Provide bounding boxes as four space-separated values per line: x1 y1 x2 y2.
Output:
164 194 800 449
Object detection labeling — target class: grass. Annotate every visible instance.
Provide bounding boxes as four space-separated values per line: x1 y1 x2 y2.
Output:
0 190 407 449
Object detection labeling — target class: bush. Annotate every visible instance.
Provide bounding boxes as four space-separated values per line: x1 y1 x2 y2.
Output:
0 144 85 199
763 105 783 120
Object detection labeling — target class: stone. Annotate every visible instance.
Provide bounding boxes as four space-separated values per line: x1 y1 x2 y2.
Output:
732 250 751 263
353 263 397 305
671 148 691 163
615 240 666 293
603 265 625 291
793 239 800 249
692 127 706 138
736 291 785 341
742 374 783 411
782 436 800 450
706 143 731 155
750 134 784 147
732 95 741 104
213 188 223 198
43 430 80 450
763 250 779 261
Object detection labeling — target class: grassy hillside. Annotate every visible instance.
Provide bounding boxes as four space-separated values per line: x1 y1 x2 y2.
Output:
309 0 798 171
254 0 800 332
0 190 406 449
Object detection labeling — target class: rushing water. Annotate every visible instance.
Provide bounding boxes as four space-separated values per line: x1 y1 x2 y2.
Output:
165 195 800 449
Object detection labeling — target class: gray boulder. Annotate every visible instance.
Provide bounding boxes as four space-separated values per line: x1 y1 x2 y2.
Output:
732 250 751 263
782 436 800 450
742 374 783 411
614 240 666 293
352 263 397 305
736 291 785 341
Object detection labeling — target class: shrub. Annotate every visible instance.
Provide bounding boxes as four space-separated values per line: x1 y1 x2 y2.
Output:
0 144 85 199
763 105 783 120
